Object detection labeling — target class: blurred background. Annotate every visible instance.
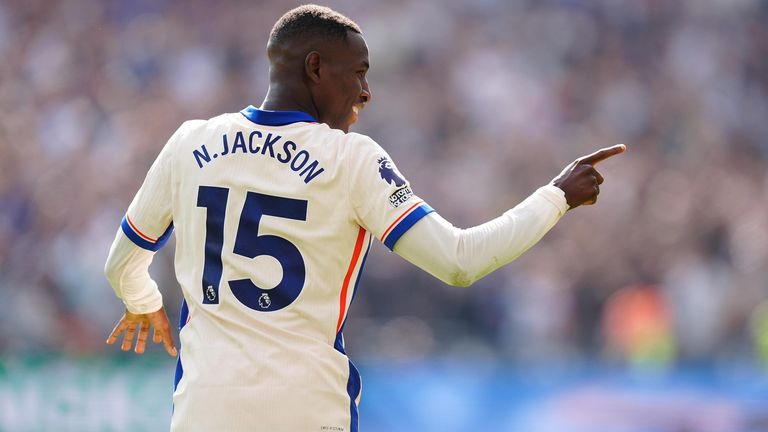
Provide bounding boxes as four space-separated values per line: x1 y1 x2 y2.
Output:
1 0 767 430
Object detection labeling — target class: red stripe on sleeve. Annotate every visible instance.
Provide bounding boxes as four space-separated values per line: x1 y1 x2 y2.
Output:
381 201 423 241
126 215 157 243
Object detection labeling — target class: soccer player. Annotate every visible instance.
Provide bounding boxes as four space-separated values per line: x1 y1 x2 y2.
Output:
104 5 625 431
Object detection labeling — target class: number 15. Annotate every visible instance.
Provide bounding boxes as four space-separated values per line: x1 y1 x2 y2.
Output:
197 186 308 312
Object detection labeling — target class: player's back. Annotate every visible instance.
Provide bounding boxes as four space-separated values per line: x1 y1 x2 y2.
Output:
168 108 372 431
120 105 434 431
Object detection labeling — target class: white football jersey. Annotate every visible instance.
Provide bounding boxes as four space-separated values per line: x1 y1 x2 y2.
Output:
119 106 433 432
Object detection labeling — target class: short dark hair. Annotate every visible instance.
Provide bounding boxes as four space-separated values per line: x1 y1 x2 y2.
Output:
269 4 361 48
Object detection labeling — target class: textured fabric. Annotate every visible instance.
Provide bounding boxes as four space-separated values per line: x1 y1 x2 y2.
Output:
105 107 431 431
394 185 568 287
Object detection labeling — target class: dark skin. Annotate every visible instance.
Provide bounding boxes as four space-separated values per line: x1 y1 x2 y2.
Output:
551 144 626 208
261 30 372 133
107 29 624 357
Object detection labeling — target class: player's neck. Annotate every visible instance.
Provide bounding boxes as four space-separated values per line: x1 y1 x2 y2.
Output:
260 86 319 119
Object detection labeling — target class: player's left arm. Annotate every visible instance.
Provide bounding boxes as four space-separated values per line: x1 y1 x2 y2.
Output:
393 144 625 286
393 185 567 287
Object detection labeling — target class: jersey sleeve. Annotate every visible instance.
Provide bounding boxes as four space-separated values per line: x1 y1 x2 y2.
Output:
120 127 180 251
347 135 434 250
393 185 568 287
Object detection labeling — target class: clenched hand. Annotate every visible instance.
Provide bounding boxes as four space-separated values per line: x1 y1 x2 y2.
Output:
551 144 626 209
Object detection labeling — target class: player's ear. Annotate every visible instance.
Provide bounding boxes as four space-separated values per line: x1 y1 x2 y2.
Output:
305 51 322 84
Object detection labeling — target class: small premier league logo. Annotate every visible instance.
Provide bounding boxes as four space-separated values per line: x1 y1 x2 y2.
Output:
258 293 272 309
206 285 216 302
377 157 406 187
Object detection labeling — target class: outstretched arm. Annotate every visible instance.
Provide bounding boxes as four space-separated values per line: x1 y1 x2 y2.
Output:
394 185 566 286
394 144 626 287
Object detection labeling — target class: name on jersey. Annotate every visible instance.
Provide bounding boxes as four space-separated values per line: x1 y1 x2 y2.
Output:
192 131 325 184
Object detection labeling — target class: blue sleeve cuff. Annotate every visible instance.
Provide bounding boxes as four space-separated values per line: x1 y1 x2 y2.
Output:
120 216 174 252
383 204 434 250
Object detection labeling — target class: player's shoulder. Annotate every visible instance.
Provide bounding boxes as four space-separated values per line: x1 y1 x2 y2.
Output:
299 126 383 163
167 113 244 147
301 124 374 145
176 113 234 134
341 131 386 157
345 131 377 146
342 132 395 169
175 119 208 136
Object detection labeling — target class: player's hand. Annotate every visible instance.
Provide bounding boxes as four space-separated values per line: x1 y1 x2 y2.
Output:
106 306 177 357
551 144 626 209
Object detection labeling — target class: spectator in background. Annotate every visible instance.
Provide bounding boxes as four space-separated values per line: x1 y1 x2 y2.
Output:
602 284 675 369
0 0 766 366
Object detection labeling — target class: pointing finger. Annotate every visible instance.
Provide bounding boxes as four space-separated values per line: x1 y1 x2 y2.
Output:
579 144 626 166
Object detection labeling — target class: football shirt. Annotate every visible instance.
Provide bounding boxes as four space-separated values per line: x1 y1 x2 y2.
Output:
120 106 431 431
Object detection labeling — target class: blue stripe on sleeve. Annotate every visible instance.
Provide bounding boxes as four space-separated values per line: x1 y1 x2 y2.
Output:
154 222 175 250
383 204 434 251
120 216 174 252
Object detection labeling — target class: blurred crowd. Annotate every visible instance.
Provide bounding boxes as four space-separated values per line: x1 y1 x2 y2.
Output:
1 0 767 368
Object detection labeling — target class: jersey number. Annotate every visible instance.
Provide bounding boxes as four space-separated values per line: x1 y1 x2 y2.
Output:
197 186 308 312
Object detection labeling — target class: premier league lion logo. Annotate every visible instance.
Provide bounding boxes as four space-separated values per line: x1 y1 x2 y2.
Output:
258 293 271 309
377 157 406 187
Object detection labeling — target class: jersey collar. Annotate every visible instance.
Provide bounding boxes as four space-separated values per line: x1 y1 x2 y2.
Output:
240 105 317 126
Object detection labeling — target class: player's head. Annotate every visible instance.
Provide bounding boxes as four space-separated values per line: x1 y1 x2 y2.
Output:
267 5 371 133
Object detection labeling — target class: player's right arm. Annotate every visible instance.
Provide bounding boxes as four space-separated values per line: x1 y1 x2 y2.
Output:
103 123 196 356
